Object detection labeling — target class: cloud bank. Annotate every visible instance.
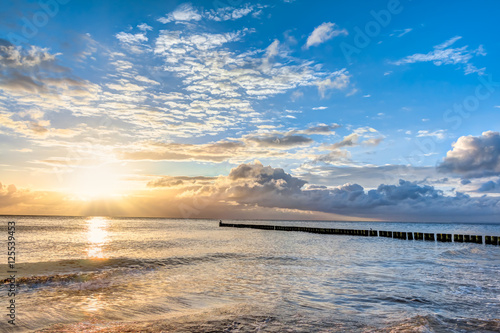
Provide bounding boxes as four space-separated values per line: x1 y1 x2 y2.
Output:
438 131 500 178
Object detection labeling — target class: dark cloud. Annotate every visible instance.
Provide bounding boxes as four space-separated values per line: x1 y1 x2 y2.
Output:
244 134 313 147
147 176 216 188
120 132 316 162
297 165 441 189
300 123 341 135
477 179 500 192
3 162 500 221
331 133 358 149
228 162 307 191
438 131 500 178
0 72 47 93
0 43 88 95
213 162 500 220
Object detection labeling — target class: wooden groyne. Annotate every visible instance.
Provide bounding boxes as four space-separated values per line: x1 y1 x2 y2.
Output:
219 222 499 246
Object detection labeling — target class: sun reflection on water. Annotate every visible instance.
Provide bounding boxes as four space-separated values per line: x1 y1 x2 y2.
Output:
85 217 109 259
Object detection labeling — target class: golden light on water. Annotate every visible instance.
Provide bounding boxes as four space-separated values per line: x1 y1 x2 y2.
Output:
86 217 109 259
84 295 104 314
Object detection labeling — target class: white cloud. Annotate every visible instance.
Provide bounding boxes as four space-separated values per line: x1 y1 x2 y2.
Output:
134 75 160 85
265 39 280 58
435 36 462 49
393 36 486 75
115 32 151 54
115 32 148 44
106 82 145 92
158 3 202 23
417 129 446 140
395 28 412 37
137 23 153 32
305 22 347 49
316 69 351 98
158 3 264 24
154 28 350 101
206 4 261 21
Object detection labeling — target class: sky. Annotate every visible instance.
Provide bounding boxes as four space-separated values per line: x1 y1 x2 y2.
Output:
1 0 500 221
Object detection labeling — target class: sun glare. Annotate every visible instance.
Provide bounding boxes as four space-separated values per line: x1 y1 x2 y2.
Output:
70 165 125 200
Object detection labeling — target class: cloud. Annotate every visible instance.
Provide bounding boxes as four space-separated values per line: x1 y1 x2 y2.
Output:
183 162 500 221
301 123 341 135
115 31 151 54
265 39 280 58
3 161 500 221
438 131 500 178
206 4 264 21
312 149 351 165
158 3 202 23
331 133 359 149
0 42 98 98
154 28 350 101
244 134 313 148
117 123 338 162
417 129 447 140
158 3 264 24
304 22 348 49
329 127 382 149
393 36 486 75
461 179 471 185
147 176 216 188
393 28 412 38
0 42 59 68
106 81 145 91
115 122 344 163
316 69 351 98
304 127 383 166
477 179 500 192
0 181 36 209
115 32 148 44
295 164 440 189
119 141 246 162
137 23 153 31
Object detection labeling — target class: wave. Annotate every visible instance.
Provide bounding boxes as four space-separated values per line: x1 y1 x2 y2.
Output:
30 313 500 333
1 253 244 288
440 246 486 258
370 314 500 332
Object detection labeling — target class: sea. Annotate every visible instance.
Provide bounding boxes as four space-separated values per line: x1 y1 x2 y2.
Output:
1 216 499 332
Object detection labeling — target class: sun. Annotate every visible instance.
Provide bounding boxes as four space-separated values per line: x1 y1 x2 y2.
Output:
69 165 125 200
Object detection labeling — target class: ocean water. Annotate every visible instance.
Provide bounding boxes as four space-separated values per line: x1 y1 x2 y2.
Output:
1 216 500 332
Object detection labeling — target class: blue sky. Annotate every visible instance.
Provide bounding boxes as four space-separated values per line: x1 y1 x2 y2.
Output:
1 0 500 220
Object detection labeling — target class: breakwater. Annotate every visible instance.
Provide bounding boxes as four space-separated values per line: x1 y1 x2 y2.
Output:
219 222 499 246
